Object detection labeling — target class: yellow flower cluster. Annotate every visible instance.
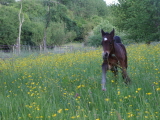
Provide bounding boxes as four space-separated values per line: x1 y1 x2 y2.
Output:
0 43 159 119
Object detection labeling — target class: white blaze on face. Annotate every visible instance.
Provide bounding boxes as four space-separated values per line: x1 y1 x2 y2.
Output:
104 37 108 41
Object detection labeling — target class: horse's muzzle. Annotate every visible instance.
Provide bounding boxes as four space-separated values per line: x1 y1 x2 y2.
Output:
103 52 109 60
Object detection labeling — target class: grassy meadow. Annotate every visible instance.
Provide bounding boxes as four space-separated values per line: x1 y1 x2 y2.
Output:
0 43 160 120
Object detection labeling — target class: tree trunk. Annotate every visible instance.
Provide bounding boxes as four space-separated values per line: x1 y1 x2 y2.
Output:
43 28 47 51
17 0 24 54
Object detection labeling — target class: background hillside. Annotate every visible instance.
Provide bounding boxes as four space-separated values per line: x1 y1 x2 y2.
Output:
0 0 160 48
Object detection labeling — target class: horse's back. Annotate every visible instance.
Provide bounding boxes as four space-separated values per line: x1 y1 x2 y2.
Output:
114 36 128 67
114 36 122 43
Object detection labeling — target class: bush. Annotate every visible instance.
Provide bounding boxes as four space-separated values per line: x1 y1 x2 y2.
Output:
87 20 114 47
87 34 101 47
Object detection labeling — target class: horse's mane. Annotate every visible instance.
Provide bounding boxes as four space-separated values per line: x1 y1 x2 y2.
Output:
114 36 122 43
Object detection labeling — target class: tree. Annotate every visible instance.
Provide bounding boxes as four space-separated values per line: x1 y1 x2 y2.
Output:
0 6 19 45
13 0 46 46
87 20 114 47
0 0 111 47
111 0 160 42
17 0 24 54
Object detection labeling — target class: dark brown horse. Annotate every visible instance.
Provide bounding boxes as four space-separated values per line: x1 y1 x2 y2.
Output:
101 29 130 91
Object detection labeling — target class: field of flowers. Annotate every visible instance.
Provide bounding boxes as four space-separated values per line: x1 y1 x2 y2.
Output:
0 43 160 120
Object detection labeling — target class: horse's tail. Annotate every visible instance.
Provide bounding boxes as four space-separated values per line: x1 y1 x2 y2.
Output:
114 36 122 43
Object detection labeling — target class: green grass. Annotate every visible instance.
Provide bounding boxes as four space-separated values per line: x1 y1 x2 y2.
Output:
0 43 160 120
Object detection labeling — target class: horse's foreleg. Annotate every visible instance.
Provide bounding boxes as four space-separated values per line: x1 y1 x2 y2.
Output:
102 62 108 91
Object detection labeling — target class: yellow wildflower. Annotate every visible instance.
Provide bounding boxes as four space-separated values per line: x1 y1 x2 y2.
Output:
105 98 109 101
146 93 152 95
71 116 76 119
57 109 62 113
156 88 160 91
52 114 57 117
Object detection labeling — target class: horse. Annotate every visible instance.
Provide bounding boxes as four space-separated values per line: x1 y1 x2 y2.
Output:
101 29 131 91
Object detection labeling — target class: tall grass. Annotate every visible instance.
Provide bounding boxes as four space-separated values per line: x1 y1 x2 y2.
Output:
0 43 160 120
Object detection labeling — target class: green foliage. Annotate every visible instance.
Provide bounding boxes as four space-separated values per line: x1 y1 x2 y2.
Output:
17 1 45 22
60 0 107 18
2 0 160 47
87 34 101 47
22 21 44 45
111 0 160 42
87 20 115 47
46 21 76 45
0 6 19 45
0 0 109 46
46 22 65 45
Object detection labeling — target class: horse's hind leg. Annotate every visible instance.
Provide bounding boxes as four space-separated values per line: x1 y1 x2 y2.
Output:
119 61 131 84
122 68 131 84
111 66 118 77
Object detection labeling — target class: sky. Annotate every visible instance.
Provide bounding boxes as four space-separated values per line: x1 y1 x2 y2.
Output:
104 0 119 5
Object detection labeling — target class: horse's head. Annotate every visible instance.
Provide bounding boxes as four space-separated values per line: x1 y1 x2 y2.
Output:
101 29 114 60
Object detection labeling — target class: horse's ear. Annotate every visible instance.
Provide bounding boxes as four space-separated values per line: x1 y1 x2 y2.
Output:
110 28 115 38
101 29 105 36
